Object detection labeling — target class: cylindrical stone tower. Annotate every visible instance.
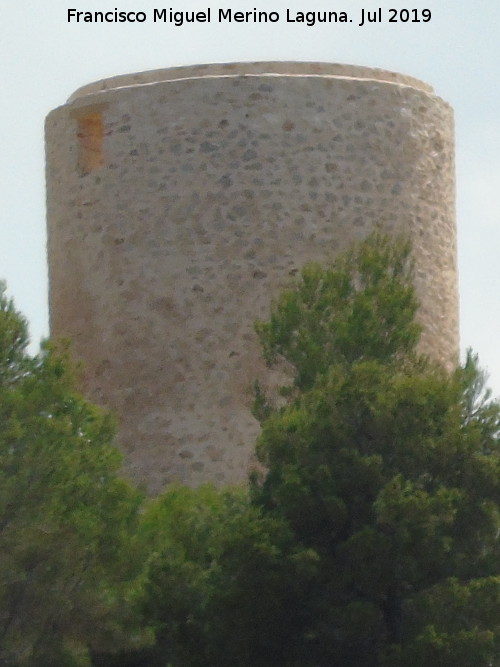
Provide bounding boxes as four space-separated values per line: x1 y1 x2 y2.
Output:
45 62 458 493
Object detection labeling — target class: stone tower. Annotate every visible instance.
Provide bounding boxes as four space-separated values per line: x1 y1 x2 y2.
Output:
45 62 458 493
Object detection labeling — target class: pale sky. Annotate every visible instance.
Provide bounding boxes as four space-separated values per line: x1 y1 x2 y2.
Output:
1 0 500 393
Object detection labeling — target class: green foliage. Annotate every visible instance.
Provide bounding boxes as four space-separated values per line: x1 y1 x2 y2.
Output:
2 228 499 667
0 281 31 385
135 484 308 667
251 233 500 666
0 284 143 665
255 231 421 390
383 576 500 667
253 357 500 664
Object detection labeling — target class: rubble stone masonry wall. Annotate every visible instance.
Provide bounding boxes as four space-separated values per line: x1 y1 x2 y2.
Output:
45 62 458 493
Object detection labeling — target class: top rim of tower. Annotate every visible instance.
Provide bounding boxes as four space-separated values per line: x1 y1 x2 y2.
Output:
67 61 434 102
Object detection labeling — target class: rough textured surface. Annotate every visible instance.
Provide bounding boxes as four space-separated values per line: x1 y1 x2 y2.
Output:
45 62 458 493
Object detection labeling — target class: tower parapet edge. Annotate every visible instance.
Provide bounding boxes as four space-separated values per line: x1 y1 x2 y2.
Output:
45 62 458 493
